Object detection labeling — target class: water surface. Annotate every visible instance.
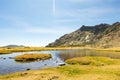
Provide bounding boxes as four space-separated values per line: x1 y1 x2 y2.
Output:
0 49 120 75
0 50 65 75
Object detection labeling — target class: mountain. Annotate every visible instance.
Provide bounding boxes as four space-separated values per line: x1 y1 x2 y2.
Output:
3 45 24 48
47 22 120 48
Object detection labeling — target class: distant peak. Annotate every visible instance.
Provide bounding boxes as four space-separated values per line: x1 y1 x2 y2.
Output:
3 45 24 48
96 23 110 26
80 23 110 31
112 22 120 26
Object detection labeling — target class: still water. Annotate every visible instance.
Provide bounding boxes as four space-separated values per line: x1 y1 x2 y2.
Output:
0 50 65 75
0 49 120 75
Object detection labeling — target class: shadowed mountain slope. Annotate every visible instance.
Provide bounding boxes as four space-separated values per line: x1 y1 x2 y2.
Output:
47 22 120 48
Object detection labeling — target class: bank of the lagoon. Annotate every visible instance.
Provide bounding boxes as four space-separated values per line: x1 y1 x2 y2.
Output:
0 48 120 80
0 56 120 80
0 47 120 54
0 47 82 54
0 47 74 54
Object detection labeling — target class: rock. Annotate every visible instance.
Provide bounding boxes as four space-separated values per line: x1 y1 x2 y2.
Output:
0 57 6 60
8 57 14 59
21 72 28 76
26 68 30 71
44 64 47 66
48 76 59 80
58 63 66 66
41 76 46 78
3 58 6 60
55 61 58 63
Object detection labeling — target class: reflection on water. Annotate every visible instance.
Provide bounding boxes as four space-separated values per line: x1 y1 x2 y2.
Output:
15 59 50 63
0 51 65 75
0 49 120 75
58 49 120 61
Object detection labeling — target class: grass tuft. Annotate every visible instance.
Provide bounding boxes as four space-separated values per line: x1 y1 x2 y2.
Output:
14 53 51 62
66 56 120 66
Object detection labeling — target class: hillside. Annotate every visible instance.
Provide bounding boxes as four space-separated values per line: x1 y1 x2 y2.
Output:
47 22 120 48
3 45 24 48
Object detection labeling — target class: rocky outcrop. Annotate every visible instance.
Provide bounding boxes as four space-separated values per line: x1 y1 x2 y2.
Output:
47 22 120 48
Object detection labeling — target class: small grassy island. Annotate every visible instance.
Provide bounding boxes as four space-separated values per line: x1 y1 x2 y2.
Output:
15 53 51 62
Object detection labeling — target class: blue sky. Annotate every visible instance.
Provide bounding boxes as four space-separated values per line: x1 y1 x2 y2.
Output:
0 0 120 46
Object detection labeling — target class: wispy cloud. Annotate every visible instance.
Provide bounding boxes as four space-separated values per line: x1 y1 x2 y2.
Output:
0 14 74 34
54 19 77 23
77 7 118 16
0 14 30 28
25 27 74 34
55 7 119 20
54 2 120 26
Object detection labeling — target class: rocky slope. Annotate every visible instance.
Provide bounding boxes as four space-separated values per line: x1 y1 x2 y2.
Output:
47 22 120 48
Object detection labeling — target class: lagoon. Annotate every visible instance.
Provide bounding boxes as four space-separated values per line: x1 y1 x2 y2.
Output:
0 49 120 75
0 50 65 75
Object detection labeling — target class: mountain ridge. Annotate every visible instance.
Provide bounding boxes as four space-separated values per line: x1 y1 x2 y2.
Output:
47 22 120 48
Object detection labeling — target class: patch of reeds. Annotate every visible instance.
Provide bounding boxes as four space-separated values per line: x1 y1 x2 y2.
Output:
65 56 120 66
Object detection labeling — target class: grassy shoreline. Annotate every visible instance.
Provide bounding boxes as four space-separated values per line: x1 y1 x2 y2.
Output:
0 47 120 54
0 47 72 54
0 56 120 80
0 47 120 79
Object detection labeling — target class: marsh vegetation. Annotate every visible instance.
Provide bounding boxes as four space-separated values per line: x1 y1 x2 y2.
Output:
0 48 120 80
0 56 120 80
0 47 73 54
66 56 120 66
15 53 51 62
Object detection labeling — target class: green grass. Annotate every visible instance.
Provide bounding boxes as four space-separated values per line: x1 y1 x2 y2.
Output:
66 56 120 66
58 66 81 75
0 55 120 80
1 64 120 80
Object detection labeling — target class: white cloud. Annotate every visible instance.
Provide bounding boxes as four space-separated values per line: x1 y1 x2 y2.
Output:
77 7 117 16
0 14 30 28
54 19 76 23
54 6 120 25
0 14 75 34
56 7 118 19
25 27 73 34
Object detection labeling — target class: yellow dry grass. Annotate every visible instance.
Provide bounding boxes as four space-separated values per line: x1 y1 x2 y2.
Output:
0 46 120 54
15 54 51 61
0 47 80 54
